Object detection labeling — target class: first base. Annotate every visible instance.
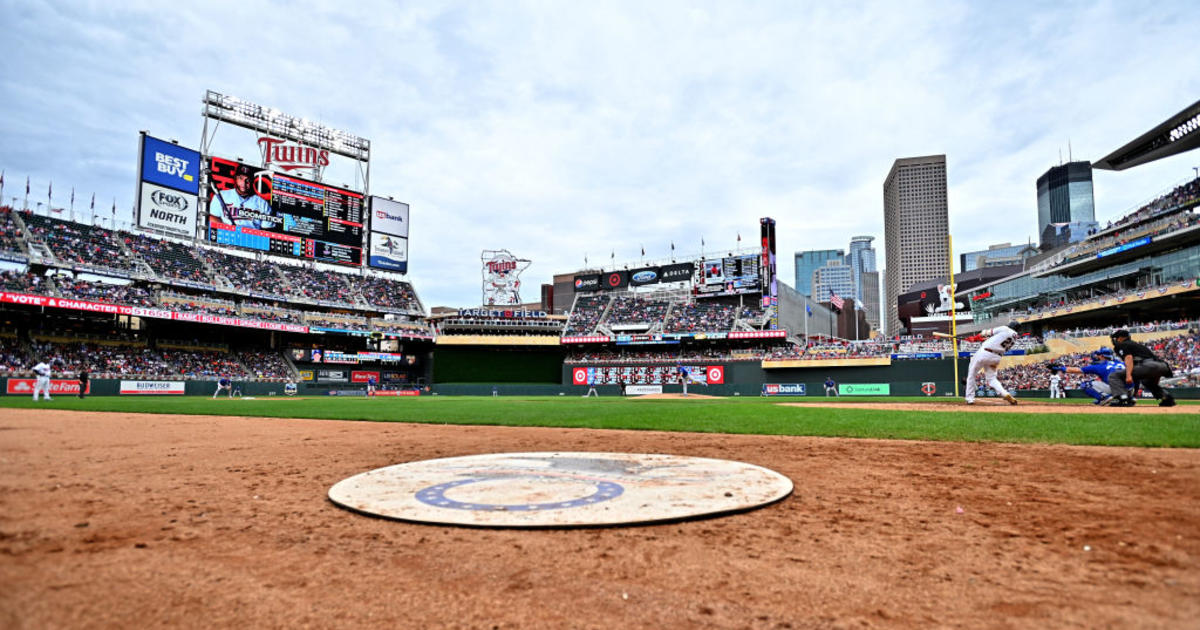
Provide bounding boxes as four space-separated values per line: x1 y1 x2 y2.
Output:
328 452 793 528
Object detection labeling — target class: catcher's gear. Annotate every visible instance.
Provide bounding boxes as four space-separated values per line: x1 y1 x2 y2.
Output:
1092 347 1113 358
1047 364 1065 373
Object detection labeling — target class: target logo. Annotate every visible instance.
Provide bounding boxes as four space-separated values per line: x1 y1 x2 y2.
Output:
572 368 588 385
705 366 724 384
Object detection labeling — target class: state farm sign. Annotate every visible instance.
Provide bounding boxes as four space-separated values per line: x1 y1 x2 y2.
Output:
6 379 90 395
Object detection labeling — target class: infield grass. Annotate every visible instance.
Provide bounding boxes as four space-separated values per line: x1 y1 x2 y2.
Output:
2 395 1198 448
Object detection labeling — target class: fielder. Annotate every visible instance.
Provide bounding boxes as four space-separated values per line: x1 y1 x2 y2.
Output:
1050 347 1123 406
366 375 378 397
1048 371 1064 399
31 359 54 401
213 376 233 399
964 322 1020 405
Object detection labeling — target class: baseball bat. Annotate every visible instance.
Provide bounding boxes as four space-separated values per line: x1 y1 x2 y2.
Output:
931 331 974 340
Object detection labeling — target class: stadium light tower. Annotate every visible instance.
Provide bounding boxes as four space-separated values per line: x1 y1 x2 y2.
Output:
200 90 371 190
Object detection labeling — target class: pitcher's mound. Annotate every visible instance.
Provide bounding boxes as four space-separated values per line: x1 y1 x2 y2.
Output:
632 393 723 400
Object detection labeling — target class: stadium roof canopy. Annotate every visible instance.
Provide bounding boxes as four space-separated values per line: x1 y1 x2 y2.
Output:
1092 99 1200 171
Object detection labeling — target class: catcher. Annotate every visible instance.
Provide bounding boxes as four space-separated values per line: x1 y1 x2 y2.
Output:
1048 347 1126 406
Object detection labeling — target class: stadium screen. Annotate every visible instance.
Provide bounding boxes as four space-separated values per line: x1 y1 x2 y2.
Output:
697 254 761 297
206 156 364 266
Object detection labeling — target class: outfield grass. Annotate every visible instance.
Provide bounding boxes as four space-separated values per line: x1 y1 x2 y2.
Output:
2 395 1198 448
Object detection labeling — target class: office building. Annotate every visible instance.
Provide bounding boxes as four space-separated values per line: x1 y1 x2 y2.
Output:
846 235 877 300
959 242 1039 272
861 270 881 331
884 154 950 335
811 260 855 304
793 249 843 297
1036 161 1095 248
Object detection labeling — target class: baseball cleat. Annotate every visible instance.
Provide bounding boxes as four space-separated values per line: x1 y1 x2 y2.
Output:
1003 394 1018 405
1096 395 1114 406
1159 395 1177 408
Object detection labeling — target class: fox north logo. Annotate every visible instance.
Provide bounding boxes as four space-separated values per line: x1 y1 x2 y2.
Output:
150 189 188 210
155 152 194 181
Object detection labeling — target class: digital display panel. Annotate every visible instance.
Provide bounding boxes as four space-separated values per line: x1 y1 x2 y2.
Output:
206 156 364 266
697 254 761 297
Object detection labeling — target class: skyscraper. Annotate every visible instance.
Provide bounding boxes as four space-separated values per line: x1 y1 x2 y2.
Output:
845 235 877 300
861 271 881 331
793 249 843 297
1036 161 1095 247
884 155 950 335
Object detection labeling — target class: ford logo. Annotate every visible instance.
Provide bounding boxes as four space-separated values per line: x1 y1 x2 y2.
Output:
632 271 657 283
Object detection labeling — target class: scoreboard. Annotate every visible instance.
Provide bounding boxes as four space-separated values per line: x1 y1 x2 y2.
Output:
206 156 364 266
698 254 761 297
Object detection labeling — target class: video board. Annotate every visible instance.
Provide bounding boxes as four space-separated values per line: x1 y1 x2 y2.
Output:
697 254 761 297
206 156 364 266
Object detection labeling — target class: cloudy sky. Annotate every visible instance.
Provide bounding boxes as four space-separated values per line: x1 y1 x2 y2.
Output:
1 0 1198 308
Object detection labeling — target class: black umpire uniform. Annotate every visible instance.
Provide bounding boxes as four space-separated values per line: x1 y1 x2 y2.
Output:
78 369 89 399
1108 329 1175 407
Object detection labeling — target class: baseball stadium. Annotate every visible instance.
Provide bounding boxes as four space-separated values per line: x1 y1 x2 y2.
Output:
3 82 1200 630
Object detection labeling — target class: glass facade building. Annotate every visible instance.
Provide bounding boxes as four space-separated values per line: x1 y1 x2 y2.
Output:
793 249 843 297
1036 161 1095 247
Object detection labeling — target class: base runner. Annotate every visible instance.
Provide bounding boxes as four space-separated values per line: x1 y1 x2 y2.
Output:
964 322 1020 405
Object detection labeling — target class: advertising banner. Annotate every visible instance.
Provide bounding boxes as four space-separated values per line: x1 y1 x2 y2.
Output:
838 383 891 396
705 365 725 384
6 379 90 395
625 385 663 395
138 181 198 237
573 274 601 292
317 370 348 383
298 370 314 381
368 232 408 273
572 367 592 385
602 270 629 291
660 263 695 283
0 291 317 335
119 380 186 395
140 135 200 194
369 197 409 238
628 267 661 287
762 383 806 396
373 390 419 396
351 371 381 383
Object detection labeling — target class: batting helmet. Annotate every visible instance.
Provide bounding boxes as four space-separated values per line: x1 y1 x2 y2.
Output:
1007 320 1019 330
1092 347 1113 360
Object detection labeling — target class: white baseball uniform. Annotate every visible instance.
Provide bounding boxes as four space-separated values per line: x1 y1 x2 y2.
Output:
964 326 1017 403
1049 373 1063 398
32 361 52 401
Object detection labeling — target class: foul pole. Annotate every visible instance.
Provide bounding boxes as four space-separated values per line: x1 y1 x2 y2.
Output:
949 234 959 397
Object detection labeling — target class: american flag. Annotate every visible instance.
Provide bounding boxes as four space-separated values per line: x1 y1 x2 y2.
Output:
829 290 845 311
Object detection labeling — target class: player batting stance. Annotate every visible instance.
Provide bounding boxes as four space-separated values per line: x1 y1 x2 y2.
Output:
964 322 1020 405
1049 347 1121 405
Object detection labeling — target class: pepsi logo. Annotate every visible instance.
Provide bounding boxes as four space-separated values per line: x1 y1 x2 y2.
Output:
575 279 584 289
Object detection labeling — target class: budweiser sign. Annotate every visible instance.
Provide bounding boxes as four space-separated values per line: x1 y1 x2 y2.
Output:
258 137 330 172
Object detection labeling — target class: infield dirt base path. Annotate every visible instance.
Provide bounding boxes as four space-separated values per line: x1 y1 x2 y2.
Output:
2 409 1198 629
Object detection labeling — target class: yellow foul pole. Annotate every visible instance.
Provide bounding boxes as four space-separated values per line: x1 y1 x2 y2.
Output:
949 234 959 397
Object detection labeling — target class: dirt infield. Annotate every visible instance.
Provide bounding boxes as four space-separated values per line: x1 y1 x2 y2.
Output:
783 399 1200 414
2 409 1198 629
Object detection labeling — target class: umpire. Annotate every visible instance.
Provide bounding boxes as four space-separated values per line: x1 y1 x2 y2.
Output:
1108 329 1176 407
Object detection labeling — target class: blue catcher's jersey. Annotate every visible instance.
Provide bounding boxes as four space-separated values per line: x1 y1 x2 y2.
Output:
1080 360 1125 380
